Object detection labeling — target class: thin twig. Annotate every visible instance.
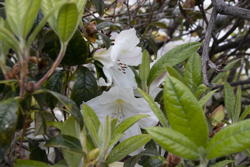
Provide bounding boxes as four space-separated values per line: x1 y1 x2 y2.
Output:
213 0 250 20
201 7 218 86
34 42 67 90
212 78 250 89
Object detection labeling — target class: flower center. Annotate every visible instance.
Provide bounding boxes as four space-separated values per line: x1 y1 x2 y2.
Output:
117 60 127 74
112 99 126 120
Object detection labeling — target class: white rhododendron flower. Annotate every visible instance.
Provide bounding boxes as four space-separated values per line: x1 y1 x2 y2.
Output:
110 28 142 66
85 86 158 139
94 28 142 88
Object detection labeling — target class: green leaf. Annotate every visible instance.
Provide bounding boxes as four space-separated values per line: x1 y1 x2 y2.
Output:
164 76 208 147
44 70 65 108
35 89 83 128
27 2 64 46
5 0 28 37
207 120 250 159
41 0 61 30
82 104 100 147
15 159 50 167
184 53 202 92
138 88 168 127
240 106 250 121
139 50 150 91
49 117 80 139
107 134 151 163
46 135 83 153
194 84 208 98
98 116 112 161
55 117 82 167
22 0 42 38
166 66 185 84
113 114 149 136
71 67 98 106
56 2 79 42
0 25 19 52
42 30 89 66
210 160 234 167
212 59 240 83
234 87 241 122
199 90 217 106
148 42 201 85
224 83 236 122
92 0 104 15
0 98 18 146
146 127 200 160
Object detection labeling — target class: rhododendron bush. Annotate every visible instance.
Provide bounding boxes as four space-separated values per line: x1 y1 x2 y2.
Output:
0 0 250 167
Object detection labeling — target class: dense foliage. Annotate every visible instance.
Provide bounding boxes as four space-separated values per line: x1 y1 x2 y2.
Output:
0 0 250 167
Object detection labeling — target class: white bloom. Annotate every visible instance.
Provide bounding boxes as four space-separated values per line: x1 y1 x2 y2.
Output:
94 28 142 88
111 28 142 66
85 86 158 139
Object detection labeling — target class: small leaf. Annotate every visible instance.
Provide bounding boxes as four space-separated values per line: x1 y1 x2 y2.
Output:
71 67 99 106
114 114 148 136
148 42 201 85
56 2 79 42
212 59 240 83
107 134 151 163
45 70 65 108
184 53 202 92
240 106 250 121
41 0 62 30
27 2 63 46
0 25 19 52
199 90 216 106
194 84 208 98
35 89 83 128
42 30 89 66
166 66 185 84
164 76 208 147
15 159 50 167
5 0 27 37
207 120 250 159
139 50 150 91
98 116 112 161
46 135 83 153
0 98 18 146
210 160 234 167
22 0 42 38
234 87 241 122
54 117 82 167
92 0 104 15
82 104 100 147
138 88 168 127
209 105 225 127
224 83 235 122
146 127 200 160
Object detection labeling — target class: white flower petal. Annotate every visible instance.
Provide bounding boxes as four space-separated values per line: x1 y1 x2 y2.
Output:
102 65 137 89
94 48 115 68
117 47 142 66
114 28 139 47
110 28 142 66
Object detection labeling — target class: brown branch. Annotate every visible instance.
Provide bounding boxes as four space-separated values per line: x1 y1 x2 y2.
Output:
213 0 250 20
213 34 250 54
201 8 218 86
34 43 67 90
212 78 250 89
